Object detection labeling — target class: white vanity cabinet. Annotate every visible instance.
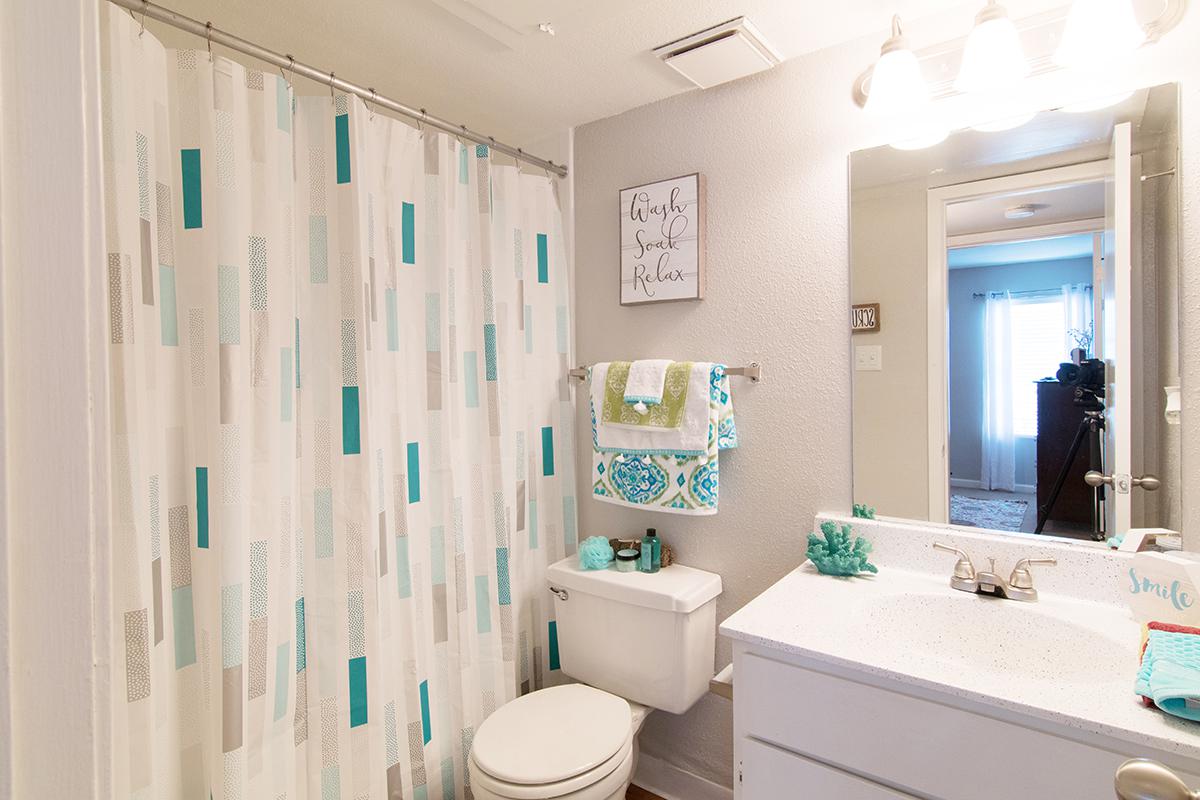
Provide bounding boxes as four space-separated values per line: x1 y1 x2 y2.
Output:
732 643 1200 800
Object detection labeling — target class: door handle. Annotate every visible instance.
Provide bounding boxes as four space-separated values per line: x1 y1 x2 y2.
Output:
1085 472 1161 492
1115 758 1200 799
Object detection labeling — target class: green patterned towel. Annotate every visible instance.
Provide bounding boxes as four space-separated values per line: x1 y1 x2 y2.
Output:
601 361 691 429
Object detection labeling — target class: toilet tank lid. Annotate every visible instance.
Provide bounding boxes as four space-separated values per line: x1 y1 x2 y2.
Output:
546 556 722 613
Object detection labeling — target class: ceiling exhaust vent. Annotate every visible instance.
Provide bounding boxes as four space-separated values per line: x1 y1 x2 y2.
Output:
653 17 782 89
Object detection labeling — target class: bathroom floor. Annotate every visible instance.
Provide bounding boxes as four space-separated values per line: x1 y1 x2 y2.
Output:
626 787 666 800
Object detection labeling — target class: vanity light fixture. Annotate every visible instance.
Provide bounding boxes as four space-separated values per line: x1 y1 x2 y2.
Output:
1053 0 1145 69
863 15 930 115
954 0 1029 94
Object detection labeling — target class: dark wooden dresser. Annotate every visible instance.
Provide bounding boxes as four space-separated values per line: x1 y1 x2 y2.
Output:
1035 380 1093 525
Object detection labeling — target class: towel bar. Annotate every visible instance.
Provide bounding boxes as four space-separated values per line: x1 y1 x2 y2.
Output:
568 361 761 383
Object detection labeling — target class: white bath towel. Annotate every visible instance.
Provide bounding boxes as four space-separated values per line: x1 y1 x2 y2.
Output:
593 362 711 456
623 359 672 411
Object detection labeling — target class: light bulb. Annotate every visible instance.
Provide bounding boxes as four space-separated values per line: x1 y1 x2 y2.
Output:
1060 90 1134 112
864 16 931 116
971 111 1036 132
890 123 950 150
1054 0 1145 70
955 2 1029 94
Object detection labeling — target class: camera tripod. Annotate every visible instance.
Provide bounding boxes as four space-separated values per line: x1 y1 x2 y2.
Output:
1033 405 1105 539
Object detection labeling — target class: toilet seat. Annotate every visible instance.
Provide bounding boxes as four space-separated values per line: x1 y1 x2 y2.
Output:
469 736 633 800
469 684 635 800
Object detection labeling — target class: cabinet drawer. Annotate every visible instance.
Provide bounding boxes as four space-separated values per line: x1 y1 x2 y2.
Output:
742 737 917 799
738 651 1131 800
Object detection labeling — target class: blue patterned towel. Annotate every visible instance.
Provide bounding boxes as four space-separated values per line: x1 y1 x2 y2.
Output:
1136 622 1200 722
591 364 737 515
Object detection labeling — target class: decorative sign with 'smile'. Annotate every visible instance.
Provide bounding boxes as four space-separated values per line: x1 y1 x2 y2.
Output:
619 173 704 305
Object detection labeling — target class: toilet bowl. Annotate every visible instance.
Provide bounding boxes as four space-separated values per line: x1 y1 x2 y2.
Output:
466 557 722 800
468 685 650 800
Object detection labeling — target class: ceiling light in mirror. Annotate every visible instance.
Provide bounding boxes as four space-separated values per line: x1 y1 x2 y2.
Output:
1053 0 1145 69
954 1 1029 94
864 15 930 116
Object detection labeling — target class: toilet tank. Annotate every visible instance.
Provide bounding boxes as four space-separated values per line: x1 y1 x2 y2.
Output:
545 556 722 714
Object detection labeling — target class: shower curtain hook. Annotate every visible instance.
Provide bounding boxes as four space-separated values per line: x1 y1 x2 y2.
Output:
367 89 377 121
417 108 427 135
205 21 213 61
328 71 336 105
284 55 295 88
137 1 147 37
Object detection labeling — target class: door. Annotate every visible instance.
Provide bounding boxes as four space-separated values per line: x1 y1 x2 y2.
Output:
1100 122 1133 536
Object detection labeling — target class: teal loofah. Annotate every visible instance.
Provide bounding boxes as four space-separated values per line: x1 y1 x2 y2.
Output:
578 536 615 570
807 521 878 576
852 503 876 520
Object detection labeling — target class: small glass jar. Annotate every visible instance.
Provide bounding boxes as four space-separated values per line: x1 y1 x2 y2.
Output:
615 549 639 573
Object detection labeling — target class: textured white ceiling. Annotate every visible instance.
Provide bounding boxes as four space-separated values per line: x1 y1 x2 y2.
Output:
142 0 960 156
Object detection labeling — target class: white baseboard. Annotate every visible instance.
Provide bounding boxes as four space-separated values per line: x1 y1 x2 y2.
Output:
633 753 733 800
950 478 1037 495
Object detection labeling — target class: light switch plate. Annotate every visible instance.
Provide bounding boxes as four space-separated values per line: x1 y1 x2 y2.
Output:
855 345 882 371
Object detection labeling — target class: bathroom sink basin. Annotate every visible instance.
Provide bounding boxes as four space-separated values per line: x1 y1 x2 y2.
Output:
854 590 1134 683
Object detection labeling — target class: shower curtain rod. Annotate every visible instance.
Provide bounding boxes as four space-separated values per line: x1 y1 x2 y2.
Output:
107 0 569 178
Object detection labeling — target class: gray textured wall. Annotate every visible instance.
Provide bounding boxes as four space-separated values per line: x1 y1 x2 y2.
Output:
572 10 1200 790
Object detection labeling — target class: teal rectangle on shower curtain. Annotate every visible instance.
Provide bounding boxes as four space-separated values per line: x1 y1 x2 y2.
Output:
474 575 491 633
463 352 479 408
396 537 412 598
536 233 548 283
402 202 416 264
172 585 196 668
349 656 368 726
196 467 209 548
459 146 468 184
181 148 202 229
342 386 361 454
273 642 290 720
335 114 351 184
275 75 291 132
419 679 431 745
407 442 420 503
295 597 306 671
541 427 555 477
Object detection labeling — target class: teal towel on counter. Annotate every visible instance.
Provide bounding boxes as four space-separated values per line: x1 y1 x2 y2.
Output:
1136 623 1200 722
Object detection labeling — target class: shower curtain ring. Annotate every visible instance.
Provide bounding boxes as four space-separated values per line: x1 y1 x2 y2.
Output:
329 71 336 105
205 21 213 60
417 108 427 135
367 88 377 120
138 1 147 37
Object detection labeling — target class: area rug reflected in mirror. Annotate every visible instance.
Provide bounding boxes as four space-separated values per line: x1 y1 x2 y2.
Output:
950 494 1029 532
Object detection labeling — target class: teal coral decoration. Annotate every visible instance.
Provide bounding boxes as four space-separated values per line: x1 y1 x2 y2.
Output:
578 535 615 570
852 503 876 520
807 521 878 576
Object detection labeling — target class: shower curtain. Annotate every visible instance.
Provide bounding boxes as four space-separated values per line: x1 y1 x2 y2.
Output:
100 8 575 799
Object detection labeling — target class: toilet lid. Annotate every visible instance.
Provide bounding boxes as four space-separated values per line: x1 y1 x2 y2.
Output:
471 684 632 785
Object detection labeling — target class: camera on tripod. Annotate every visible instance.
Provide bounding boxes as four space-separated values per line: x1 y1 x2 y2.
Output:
1055 351 1105 410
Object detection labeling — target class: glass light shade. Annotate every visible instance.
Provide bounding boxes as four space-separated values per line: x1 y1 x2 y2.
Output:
954 6 1029 94
865 47 929 115
1053 0 1145 69
971 110 1036 132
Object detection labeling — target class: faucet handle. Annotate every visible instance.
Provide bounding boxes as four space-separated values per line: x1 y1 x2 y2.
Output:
1009 557 1057 590
933 542 976 580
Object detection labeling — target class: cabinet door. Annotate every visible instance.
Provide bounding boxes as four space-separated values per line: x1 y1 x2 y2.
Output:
741 737 916 799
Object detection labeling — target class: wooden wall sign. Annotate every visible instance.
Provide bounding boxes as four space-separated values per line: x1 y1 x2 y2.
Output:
619 173 704 305
851 303 880 332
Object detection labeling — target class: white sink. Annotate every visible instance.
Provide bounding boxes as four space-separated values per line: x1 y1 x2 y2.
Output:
853 591 1133 683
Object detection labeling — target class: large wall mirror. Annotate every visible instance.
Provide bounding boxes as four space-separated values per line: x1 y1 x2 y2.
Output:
850 83 1180 543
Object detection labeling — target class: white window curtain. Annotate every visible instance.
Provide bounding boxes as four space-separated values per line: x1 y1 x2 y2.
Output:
100 7 574 799
1062 282 1094 356
981 291 1016 491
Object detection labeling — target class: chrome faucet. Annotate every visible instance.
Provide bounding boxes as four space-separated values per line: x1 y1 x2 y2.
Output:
932 543 1056 602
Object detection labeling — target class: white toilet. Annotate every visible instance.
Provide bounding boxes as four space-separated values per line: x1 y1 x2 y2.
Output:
468 555 723 800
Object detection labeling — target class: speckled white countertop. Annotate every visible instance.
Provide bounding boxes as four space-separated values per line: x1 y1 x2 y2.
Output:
721 561 1200 764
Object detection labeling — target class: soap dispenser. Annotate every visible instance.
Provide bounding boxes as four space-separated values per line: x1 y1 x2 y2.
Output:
640 528 661 573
